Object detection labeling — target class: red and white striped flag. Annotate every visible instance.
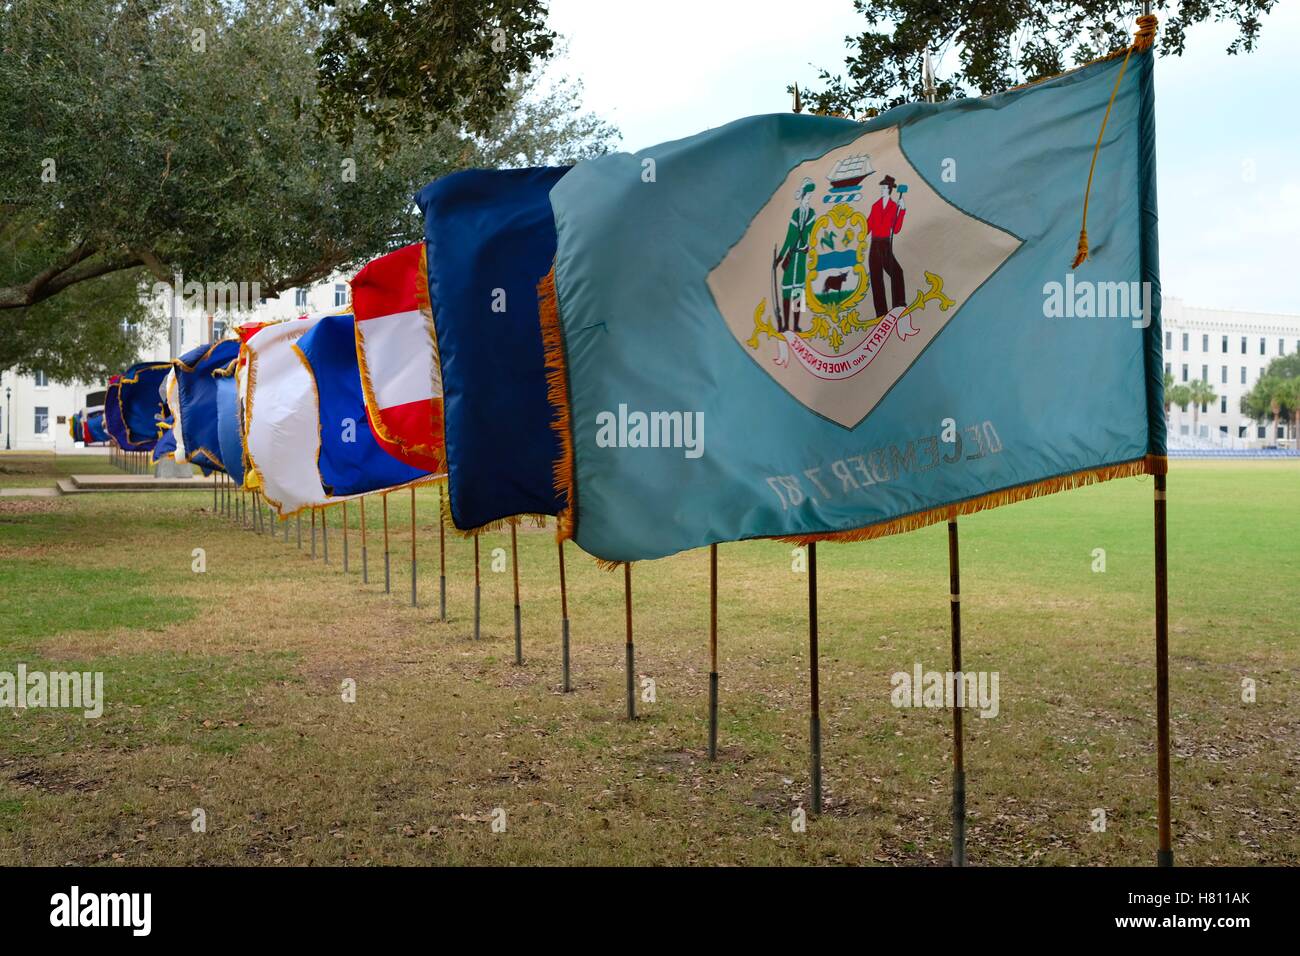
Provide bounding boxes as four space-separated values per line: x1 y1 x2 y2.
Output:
351 242 445 473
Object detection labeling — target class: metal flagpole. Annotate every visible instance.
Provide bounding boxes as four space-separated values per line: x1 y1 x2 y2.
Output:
409 486 417 607
511 523 523 665
948 520 966 866
360 496 369 583
296 511 302 549
322 504 330 563
708 543 719 760
473 534 481 640
382 493 391 593
1136 0 1172 869
808 541 822 814
625 562 636 720
342 500 350 573
212 472 218 514
438 486 447 621
558 541 571 693
311 507 317 559
1154 472 1172 865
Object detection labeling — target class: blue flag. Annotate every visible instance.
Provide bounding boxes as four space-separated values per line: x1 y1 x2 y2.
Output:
176 341 240 473
296 312 432 496
152 424 177 463
416 166 570 531
542 36 1163 562
116 362 171 451
215 366 245 486
85 410 108 444
102 379 129 450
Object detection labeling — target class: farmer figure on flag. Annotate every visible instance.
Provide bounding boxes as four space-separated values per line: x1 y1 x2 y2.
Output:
867 174 908 322
774 177 816 336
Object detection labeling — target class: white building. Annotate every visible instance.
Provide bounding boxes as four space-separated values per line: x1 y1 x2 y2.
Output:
1161 297 1300 448
5 284 1298 452
0 274 352 452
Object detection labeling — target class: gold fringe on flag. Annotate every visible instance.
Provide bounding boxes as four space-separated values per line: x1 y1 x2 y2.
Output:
351 243 448 472
436 485 549 538
1070 13 1159 267
779 454 1166 546
538 265 576 544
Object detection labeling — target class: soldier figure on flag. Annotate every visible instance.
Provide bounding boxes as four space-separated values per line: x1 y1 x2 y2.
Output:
867 174 907 320
774 178 816 335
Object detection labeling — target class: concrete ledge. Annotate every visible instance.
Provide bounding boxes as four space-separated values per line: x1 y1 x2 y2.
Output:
68 474 219 492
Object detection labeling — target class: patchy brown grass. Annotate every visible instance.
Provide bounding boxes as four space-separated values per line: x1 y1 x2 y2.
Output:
0 462 1297 866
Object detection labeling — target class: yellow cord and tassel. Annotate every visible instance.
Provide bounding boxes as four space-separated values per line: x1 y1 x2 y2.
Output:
1072 13 1159 268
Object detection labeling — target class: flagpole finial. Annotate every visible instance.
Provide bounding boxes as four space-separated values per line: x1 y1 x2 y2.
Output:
792 83 803 114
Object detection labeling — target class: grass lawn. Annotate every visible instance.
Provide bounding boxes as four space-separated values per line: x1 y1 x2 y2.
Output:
0 452 123 488
0 458 1296 866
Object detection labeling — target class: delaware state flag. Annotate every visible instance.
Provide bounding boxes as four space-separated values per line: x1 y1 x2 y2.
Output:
542 32 1164 563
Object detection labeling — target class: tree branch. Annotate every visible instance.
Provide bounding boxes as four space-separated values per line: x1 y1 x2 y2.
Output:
0 247 143 310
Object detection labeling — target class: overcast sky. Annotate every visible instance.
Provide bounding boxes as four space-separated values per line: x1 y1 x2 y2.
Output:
547 0 1300 315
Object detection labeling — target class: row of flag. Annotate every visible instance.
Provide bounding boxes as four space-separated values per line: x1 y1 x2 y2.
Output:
93 17 1176 864
106 27 1164 559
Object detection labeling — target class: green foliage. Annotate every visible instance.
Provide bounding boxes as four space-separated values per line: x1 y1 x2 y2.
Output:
1187 378 1217 409
0 231 162 380
806 1 1279 117
1166 382 1192 410
0 0 614 375
312 0 557 147
1241 353 1300 438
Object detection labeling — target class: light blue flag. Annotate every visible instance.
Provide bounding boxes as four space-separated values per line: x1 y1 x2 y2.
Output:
544 39 1164 563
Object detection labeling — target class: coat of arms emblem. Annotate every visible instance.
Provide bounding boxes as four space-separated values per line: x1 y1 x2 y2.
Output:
707 126 1021 428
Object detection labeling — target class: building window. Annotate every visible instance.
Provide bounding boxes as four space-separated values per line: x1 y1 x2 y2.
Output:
33 369 48 388
334 283 347 307
1164 362 1171 377
1181 333 1189 351
1200 402 1207 414
1258 425 1266 439
34 406 49 435
1280 338 1286 355
1181 364 1188 382
1165 331 1171 349
295 288 308 308
1241 336 1247 354
1221 335 1228 353
1260 337 1266 355
1201 334 1208 352
1220 396 1227 414
1241 367 1247 384
1220 365 1227 384
1201 365 1207 382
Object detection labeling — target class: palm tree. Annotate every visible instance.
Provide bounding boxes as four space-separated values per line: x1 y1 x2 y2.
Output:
1167 383 1192 435
1187 379 1217 439
1162 370 1175 423
1282 378 1300 448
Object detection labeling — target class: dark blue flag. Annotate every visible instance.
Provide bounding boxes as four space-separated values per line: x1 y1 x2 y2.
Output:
416 166 569 531
176 341 240 473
